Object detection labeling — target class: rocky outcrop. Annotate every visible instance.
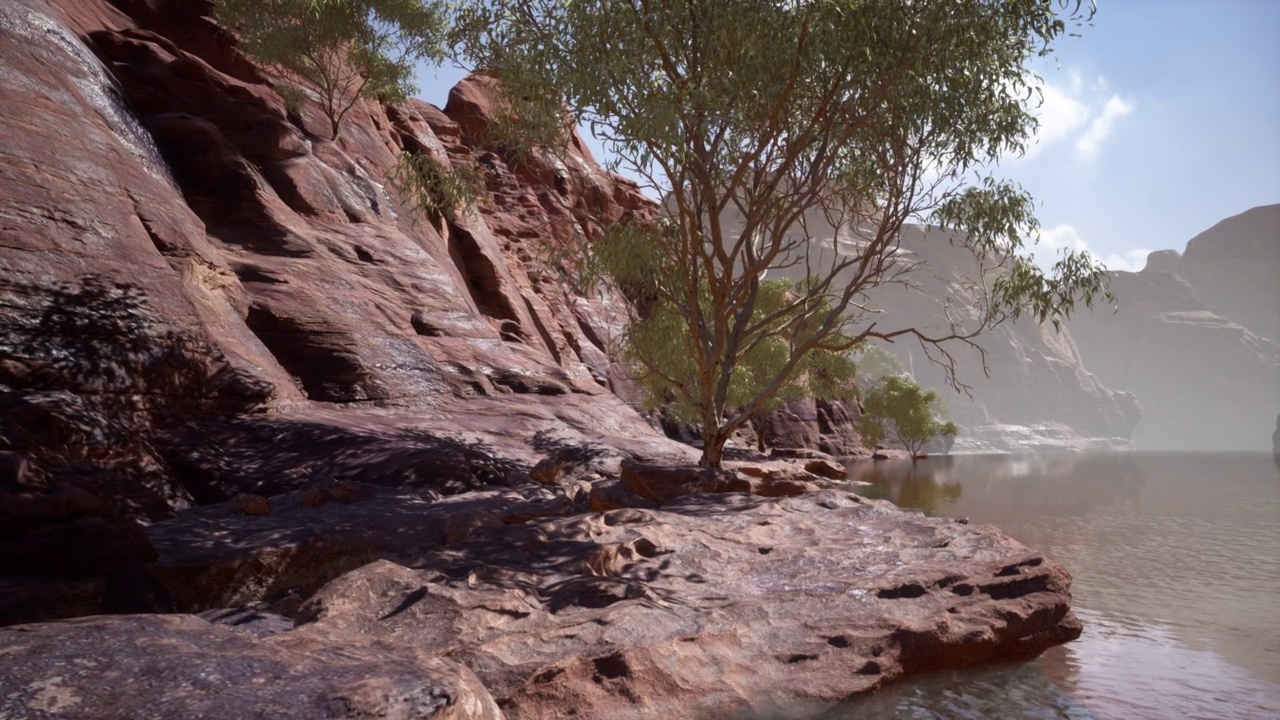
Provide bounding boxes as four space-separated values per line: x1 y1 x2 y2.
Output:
56 481 1078 720
0 0 664 522
763 397 867 456
1067 229 1280 451
0 0 1086 713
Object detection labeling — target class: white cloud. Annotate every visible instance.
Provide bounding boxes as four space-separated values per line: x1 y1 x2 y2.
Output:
1019 71 1135 161
1041 224 1088 253
1025 79 1090 159
1098 248 1153 273
1075 95 1136 160
1031 223 1150 273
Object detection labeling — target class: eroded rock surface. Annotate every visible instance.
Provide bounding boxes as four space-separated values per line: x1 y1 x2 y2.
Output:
136 484 1079 720
0 0 663 526
0 1 1086 714
0 614 503 720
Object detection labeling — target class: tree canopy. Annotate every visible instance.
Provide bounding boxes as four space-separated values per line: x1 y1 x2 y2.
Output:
621 274 859 451
858 375 958 458
453 0 1110 467
214 0 450 140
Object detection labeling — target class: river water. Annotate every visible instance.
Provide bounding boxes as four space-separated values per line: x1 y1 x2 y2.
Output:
832 452 1280 720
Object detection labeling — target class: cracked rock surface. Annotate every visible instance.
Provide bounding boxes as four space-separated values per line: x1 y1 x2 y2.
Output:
126 484 1081 719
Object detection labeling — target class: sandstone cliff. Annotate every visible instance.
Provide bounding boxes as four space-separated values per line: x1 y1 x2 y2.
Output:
0 0 687 523
866 225 1142 452
1067 206 1280 451
743 209 1143 452
1178 205 1280 346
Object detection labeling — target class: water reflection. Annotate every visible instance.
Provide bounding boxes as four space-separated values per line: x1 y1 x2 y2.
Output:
848 457 963 516
837 452 1280 720
848 453 1148 518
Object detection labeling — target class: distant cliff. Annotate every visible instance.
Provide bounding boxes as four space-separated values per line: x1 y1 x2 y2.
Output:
1067 205 1280 451
735 211 1145 452
866 225 1143 452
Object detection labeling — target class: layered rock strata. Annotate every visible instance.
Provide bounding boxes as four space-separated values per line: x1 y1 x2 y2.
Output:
1067 211 1280 451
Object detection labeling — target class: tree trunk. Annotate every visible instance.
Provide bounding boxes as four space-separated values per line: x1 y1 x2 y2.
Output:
699 429 728 467
751 411 769 453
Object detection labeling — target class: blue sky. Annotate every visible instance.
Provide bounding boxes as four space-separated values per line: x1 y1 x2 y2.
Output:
414 0 1280 272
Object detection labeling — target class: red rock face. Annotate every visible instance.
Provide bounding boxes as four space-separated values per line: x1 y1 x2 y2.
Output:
1178 205 1280 346
0 4 1088 709
135 483 1080 720
0 0 677 519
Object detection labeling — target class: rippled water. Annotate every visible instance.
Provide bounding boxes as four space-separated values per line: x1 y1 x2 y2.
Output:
833 452 1280 720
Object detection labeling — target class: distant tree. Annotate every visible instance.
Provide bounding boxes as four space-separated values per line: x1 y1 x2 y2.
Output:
453 0 1112 468
858 376 958 458
213 0 450 140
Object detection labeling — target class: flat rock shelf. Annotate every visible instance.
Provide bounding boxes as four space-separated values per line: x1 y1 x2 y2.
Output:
1 484 1080 720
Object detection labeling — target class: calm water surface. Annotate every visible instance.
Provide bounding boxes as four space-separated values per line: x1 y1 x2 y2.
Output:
833 452 1280 720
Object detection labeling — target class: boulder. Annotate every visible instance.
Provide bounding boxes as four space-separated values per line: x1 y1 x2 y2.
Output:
228 492 272 516
587 479 661 512
619 459 750 501
804 458 848 480
765 398 865 456
529 459 563 485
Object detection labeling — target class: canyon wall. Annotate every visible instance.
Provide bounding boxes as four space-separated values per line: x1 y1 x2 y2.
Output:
737 210 1143 452
0 0 686 522
1067 205 1280 451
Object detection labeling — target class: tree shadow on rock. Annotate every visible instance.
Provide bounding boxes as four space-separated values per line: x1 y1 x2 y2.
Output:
0 274 272 519
165 416 533 503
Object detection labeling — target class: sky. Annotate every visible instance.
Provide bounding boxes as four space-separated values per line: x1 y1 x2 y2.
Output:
413 0 1280 273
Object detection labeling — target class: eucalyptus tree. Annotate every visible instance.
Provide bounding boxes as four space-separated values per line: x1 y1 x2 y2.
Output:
214 0 450 140
858 376 958 459
454 0 1111 467
623 277 859 452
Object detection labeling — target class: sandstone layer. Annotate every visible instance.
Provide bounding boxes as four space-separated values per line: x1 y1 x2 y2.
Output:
1067 209 1280 451
0 614 503 720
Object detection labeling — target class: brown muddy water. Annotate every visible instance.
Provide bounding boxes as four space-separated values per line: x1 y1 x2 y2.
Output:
832 452 1280 720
